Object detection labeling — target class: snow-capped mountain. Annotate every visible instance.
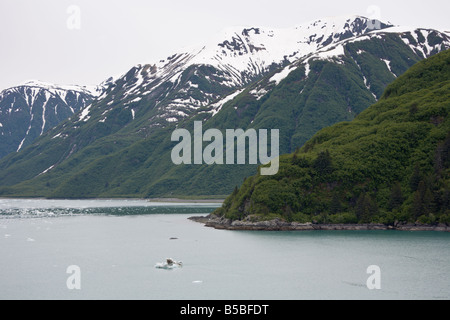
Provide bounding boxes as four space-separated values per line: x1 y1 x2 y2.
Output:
183 15 392 84
0 80 108 158
246 26 450 104
88 15 450 129
92 16 393 127
0 15 449 198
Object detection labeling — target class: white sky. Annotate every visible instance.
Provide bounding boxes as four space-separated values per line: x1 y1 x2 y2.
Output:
0 0 449 91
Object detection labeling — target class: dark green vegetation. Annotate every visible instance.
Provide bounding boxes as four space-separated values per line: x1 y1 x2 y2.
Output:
215 49 450 225
0 29 448 199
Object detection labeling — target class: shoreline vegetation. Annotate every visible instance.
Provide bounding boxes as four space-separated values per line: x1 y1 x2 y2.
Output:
210 50 450 230
189 215 450 232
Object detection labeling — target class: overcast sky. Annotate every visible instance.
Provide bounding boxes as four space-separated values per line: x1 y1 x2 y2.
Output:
0 0 449 91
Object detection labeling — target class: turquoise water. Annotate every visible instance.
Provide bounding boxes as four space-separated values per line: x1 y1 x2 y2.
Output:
0 199 449 300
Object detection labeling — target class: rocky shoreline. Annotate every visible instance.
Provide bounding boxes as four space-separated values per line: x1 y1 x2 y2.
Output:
189 215 450 232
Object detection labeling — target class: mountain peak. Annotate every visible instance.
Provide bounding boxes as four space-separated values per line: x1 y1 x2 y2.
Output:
17 80 104 97
110 15 395 92
137 15 392 90
196 15 392 62
0 80 97 156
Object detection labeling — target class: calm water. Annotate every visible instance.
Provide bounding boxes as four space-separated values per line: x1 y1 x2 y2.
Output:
0 199 449 300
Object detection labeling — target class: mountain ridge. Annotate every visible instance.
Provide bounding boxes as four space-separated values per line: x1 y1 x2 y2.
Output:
0 80 110 158
0 15 449 198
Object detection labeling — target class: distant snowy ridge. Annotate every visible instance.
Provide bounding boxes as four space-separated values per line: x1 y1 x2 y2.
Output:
0 80 101 157
18 79 107 98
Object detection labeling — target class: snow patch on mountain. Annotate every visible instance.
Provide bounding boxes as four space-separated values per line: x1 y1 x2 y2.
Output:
249 87 269 100
269 65 297 85
382 59 397 77
313 45 346 62
210 89 245 117
79 104 92 122
39 165 55 176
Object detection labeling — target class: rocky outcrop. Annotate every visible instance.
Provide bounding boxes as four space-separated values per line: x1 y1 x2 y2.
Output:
189 215 450 232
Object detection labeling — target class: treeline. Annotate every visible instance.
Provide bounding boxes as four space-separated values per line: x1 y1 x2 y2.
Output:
216 136 449 225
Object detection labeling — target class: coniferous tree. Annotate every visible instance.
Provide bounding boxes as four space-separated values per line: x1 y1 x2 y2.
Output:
434 143 445 176
330 192 342 214
441 188 450 214
412 181 426 219
410 164 422 192
411 191 423 220
423 187 435 215
409 103 418 115
356 193 378 223
313 150 333 176
388 182 404 211
442 132 450 167
292 153 298 164
443 132 450 162
284 205 294 222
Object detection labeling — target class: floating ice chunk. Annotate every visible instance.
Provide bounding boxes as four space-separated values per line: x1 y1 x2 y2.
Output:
155 258 183 270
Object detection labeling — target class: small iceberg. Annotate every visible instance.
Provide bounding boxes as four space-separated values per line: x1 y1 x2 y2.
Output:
155 258 183 270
